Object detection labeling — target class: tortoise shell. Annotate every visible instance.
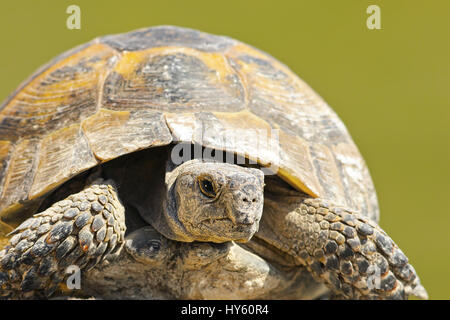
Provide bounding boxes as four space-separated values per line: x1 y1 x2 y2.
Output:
0 26 379 231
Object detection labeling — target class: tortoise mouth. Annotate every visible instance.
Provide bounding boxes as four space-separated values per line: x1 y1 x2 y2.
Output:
200 215 258 226
194 216 259 243
199 217 230 224
232 211 260 225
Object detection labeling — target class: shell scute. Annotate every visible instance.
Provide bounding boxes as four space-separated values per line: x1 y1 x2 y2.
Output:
0 26 379 227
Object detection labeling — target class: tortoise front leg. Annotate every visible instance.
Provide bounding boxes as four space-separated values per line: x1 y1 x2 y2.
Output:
0 179 126 299
257 197 428 300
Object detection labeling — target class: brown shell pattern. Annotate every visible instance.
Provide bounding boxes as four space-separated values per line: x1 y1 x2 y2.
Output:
0 26 379 228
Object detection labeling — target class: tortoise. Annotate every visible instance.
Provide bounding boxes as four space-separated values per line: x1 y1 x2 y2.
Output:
0 25 427 300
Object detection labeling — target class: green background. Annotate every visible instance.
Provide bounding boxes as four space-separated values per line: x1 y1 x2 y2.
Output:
1 0 448 299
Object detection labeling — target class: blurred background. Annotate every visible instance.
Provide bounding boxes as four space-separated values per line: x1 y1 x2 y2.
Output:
0 0 448 298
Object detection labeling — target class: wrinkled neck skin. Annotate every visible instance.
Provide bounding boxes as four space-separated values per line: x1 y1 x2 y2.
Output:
154 171 194 242
100 146 200 241
151 159 203 242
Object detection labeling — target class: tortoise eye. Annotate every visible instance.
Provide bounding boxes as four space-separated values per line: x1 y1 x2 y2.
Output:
198 176 217 198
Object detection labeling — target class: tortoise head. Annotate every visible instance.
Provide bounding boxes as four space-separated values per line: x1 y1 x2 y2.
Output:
160 160 264 243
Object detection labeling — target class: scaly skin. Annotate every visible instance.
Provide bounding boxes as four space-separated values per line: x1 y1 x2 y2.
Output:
0 160 267 299
0 180 126 299
259 197 427 299
0 166 427 300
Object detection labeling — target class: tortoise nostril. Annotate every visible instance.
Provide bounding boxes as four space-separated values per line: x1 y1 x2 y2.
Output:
242 196 257 204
